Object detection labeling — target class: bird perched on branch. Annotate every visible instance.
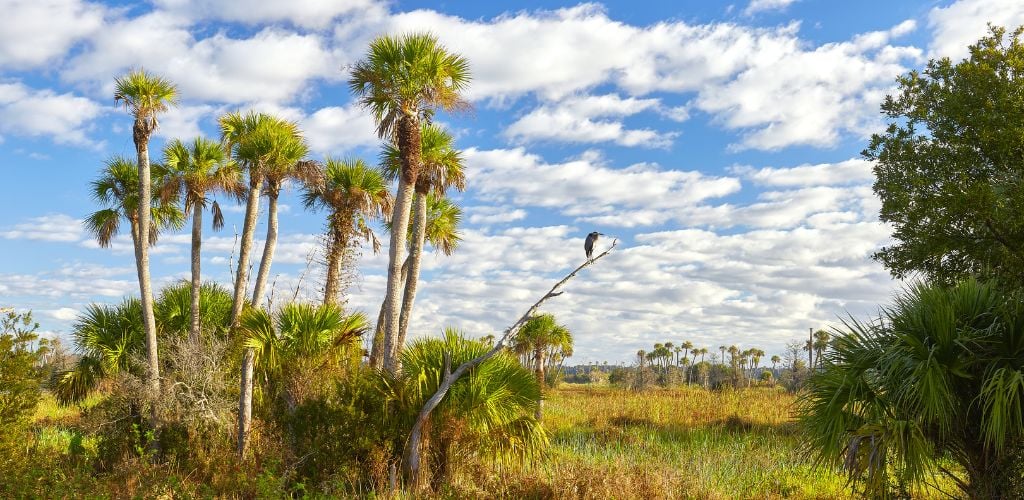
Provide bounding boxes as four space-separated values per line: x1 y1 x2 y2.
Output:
584 232 604 261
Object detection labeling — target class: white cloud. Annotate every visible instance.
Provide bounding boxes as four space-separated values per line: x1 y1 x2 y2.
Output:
65 13 338 105
504 94 679 148
0 82 102 145
155 103 221 140
695 22 921 150
744 0 800 16
928 0 1024 59
467 206 528 225
731 158 875 187
1 214 85 242
301 104 382 154
466 147 740 227
154 0 386 29
0 0 105 69
47 307 79 321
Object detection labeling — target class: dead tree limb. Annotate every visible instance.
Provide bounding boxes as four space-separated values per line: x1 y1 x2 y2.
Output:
402 239 618 486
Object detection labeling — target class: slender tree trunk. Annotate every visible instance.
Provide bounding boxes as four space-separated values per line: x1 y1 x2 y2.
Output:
251 186 280 309
190 203 203 342
370 256 410 368
237 347 255 456
133 131 160 398
230 176 261 328
381 114 421 373
534 348 545 421
395 192 427 372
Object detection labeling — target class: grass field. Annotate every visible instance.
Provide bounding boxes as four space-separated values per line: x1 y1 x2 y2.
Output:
12 385 958 498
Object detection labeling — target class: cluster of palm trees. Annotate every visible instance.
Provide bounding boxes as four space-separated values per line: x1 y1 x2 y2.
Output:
635 341 782 388
68 32 474 459
509 314 574 420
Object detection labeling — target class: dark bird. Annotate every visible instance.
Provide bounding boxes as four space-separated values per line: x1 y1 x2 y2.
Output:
584 232 604 261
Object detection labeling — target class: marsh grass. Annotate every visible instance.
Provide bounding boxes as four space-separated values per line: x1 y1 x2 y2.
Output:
14 386 959 498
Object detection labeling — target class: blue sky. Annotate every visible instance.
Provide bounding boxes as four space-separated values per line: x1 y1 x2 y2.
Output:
1 0 1022 364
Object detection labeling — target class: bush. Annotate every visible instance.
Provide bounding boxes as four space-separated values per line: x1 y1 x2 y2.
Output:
0 310 43 461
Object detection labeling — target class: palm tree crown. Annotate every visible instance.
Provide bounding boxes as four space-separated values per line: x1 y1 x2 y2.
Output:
85 157 184 248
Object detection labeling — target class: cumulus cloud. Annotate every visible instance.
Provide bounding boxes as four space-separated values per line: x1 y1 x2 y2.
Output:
695 21 921 150
301 104 382 154
467 206 528 225
928 0 1024 60
0 0 105 69
466 147 740 227
0 82 102 145
154 0 386 29
744 0 800 16
1 214 85 242
731 158 875 187
65 13 338 104
504 94 680 148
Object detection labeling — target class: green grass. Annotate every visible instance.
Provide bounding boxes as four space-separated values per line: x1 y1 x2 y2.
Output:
12 386 961 498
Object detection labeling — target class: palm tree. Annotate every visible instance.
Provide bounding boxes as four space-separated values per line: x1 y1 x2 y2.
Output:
799 279 1024 498
812 329 830 368
302 158 392 305
380 124 465 367
398 330 545 489
248 119 310 309
511 314 572 420
371 194 463 367
681 340 693 383
770 354 781 372
85 157 184 252
113 69 178 395
163 137 243 341
349 32 470 373
237 302 367 455
719 345 727 366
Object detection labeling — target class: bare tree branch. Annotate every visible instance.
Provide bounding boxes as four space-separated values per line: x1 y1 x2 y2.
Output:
401 239 618 485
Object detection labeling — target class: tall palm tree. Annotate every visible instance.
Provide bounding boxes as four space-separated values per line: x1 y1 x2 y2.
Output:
511 314 572 421
371 194 463 367
113 69 178 395
248 120 310 309
812 329 830 368
719 345 727 366
163 137 243 341
770 355 781 372
381 123 466 371
349 32 470 373
85 157 184 252
220 111 263 328
681 340 693 383
302 158 392 305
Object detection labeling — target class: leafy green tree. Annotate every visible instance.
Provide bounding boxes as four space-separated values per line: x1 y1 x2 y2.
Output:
866 26 1024 286
799 279 1024 498
114 69 178 396
163 137 243 341
398 330 546 489
302 158 392 306
0 310 43 459
349 32 470 373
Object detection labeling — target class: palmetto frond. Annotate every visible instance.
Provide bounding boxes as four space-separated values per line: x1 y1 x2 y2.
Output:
114 69 178 133
241 303 367 375
86 156 184 247
163 136 243 218
348 32 471 140
383 193 463 255
380 123 466 195
154 281 234 338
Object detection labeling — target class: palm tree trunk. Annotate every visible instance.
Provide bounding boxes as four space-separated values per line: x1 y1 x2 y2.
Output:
230 176 261 328
370 255 410 368
323 213 352 306
395 192 427 372
250 186 280 309
190 203 203 342
237 347 255 456
535 348 545 421
381 114 421 373
380 179 414 372
133 133 160 398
